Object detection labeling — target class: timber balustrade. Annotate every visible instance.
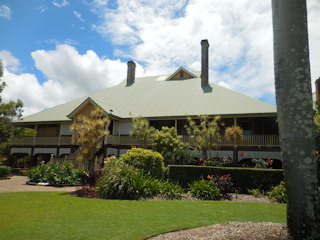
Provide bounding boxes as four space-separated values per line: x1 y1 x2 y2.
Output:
12 134 279 147
104 134 279 147
11 136 72 146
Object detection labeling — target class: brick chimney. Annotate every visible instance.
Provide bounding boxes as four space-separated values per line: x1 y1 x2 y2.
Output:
316 77 320 102
127 61 136 86
201 39 209 87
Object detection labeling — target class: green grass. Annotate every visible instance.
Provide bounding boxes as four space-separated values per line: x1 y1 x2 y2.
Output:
0 192 286 240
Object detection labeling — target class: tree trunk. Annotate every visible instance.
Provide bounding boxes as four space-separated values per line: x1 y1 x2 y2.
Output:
272 0 320 239
202 147 208 162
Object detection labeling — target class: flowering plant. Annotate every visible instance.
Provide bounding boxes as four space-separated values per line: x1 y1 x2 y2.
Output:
207 174 234 195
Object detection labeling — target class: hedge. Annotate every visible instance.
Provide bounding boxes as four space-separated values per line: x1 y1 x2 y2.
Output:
168 165 284 192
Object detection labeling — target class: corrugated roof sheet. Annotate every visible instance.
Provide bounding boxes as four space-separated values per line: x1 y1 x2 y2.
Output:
15 72 276 123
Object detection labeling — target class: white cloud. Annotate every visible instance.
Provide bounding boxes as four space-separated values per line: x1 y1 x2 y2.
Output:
93 0 107 6
73 11 85 22
0 51 20 72
37 5 48 13
42 38 79 46
52 0 69 8
93 0 320 101
0 5 11 19
0 47 144 116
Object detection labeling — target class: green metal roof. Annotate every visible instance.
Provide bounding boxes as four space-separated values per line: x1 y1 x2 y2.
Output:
15 71 277 124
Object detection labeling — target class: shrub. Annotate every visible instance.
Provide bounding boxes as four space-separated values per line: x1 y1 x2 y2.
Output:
268 181 287 203
130 171 160 198
252 159 267 169
217 157 234 167
97 160 159 199
159 181 182 199
26 164 49 183
26 163 84 186
248 188 265 198
0 156 6 164
46 163 85 186
168 165 284 192
204 157 218 166
97 160 136 199
208 174 234 195
120 148 164 178
164 148 197 166
0 165 12 177
144 177 161 197
189 179 221 200
5 155 30 168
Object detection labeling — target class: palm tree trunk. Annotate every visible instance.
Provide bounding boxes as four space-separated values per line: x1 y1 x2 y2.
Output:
272 0 320 239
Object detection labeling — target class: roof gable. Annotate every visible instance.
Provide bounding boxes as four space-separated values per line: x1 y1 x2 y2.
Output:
67 97 105 119
166 67 197 81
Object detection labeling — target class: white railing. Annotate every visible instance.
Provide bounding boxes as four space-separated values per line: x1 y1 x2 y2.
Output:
105 134 280 147
12 134 280 147
220 135 279 146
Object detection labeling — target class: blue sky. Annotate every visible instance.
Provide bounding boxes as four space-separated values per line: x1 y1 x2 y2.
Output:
1 0 114 79
1 0 320 116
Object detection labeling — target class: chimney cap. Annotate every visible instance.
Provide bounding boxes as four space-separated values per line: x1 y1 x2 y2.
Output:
201 39 209 46
127 60 136 66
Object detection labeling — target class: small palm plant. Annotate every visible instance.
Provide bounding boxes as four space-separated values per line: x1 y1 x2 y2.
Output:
225 126 243 145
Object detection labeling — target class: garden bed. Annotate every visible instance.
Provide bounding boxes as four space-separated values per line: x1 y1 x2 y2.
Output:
72 189 277 203
26 181 81 187
143 193 275 202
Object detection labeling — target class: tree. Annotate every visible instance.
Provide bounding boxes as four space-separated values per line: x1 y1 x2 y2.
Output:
152 126 184 158
130 116 155 148
272 1 320 238
185 115 221 161
0 100 23 143
0 59 24 154
71 107 110 175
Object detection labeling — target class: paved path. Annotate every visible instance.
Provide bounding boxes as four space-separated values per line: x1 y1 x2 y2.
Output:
0 173 78 193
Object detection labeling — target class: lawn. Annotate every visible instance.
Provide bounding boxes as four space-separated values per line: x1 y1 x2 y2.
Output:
0 192 286 240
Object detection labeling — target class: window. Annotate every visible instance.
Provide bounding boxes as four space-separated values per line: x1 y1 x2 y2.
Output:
179 71 184 78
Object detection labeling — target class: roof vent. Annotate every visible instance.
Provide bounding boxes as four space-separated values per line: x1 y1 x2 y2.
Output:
201 39 209 87
127 61 136 86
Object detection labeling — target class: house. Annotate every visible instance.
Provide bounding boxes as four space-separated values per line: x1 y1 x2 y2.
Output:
10 40 281 163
